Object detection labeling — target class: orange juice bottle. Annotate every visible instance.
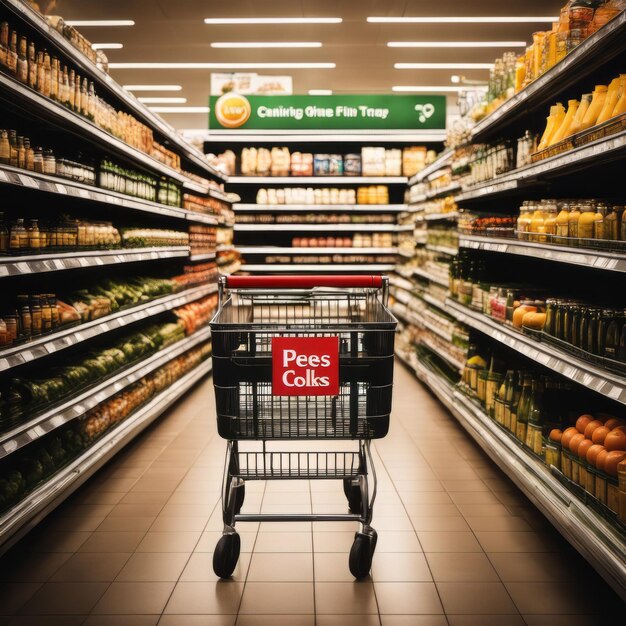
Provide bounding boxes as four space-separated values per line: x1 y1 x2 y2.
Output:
568 93 592 136
578 85 608 131
517 203 533 240
544 203 558 242
538 106 559 151
597 77 621 125
578 202 597 240
611 75 626 117
530 203 546 242
555 202 570 242
568 203 582 239
550 99 579 144
546 103 566 146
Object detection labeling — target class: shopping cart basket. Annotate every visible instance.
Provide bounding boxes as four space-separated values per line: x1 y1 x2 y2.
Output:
210 275 397 578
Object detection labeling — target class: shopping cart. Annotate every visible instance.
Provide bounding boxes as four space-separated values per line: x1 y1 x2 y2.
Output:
210 275 397 578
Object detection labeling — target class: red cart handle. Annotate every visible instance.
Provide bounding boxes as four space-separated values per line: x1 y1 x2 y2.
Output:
225 275 384 289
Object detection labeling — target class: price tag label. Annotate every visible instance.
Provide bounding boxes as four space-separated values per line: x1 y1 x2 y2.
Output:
0 265 8 277
18 174 38 188
3 440 18 454
0 170 9 182
55 183 68 194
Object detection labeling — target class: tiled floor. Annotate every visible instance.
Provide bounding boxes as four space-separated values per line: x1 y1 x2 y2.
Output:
0 363 622 625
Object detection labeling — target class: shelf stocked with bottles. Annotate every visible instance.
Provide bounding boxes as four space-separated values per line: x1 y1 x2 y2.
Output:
471 11 626 142
0 0 224 183
234 223 401 232
395 351 626 599
234 203 407 213
239 246 397 255
229 176 408 185
241 263 396 272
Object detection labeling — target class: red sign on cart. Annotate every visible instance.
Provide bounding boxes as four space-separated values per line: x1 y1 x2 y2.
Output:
272 336 339 396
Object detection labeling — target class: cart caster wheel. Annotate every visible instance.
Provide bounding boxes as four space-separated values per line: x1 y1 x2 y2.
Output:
343 479 361 514
234 483 245 515
213 533 241 578
349 531 377 579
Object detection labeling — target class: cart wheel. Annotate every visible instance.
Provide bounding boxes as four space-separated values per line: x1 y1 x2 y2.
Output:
213 533 241 578
349 531 377 579
234 483 245 515
343 479 362 514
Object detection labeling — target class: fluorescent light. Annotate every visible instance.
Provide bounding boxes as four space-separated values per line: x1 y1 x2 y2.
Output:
123 85 183 91
137 97 187 103
65 20 135 26
211 42 322 48
369 16 557 23
91 43 123 50
110 62 336 69
388 41 526 48
395 62 494 69
309 89 333 95
204 17 342 24
392 85 488 92
148 106 210 113
450 75 461 83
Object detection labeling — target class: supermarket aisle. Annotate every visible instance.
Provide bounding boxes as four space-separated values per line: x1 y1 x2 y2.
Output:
0 364 622 625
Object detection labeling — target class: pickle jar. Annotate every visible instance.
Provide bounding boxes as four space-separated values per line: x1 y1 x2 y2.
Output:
544 298 557 336
586 307 601 355
597 309 616 358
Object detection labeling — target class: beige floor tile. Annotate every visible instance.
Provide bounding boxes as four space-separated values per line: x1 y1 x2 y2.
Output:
410 517 471 532
0 552 71 583
43 515 107 533
92 581 174 614
78 532 146 553
180 552 251 582
239 582 314 615
131 478 180 493
475 531 557 553
158 616 235 626
149 516 209 533
18 582 107 615
426 553 499 582
137 531 201 553
120 492 172 506
372 552 432 582
313 553 365 583
159 503 215 517
394 480 445 492
487 552 586 583
255 532 311 553
247 552 313 582
116 552 189 581
195 531 257 554
107 503 164 517
399 492 453 504
375 582 444 614
381 616 448 626
82 616 159 626
418 532 482 553
97 516 156 532
448 491 503 505
456 504 512 518
403 503 461 518
447 616 525 626
58 504 115 518
164 582 244 614
436 582 518 614
236 617 314 626
441 480 489 492
50 552 130 582
505 582 598 615
465 516 533 532
314 582 378 614
28 531 91 553
375 531 423 553
316 616 380 626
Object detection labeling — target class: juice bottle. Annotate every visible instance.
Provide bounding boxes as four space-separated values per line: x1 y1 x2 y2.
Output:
604 205 621 240
538 105 559 151
544 204 557 241
597 76 621 125
555 202 570 241
578 84 608 131
593 202 608 240
612 75 626 117
578 201 596 240
568 93 592 136
517 203 533 240
550 99 579 144
545 102 566 147
568 203 582 239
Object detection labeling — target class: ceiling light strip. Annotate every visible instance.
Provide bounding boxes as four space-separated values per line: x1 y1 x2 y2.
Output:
65 20 135 26
123 85 183 91
211 42 322 48
137 97 187 103
308 89 333 95
148 107 210 113
91 43 123 49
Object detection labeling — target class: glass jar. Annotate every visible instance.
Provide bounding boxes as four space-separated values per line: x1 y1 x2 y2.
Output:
544 299 557 336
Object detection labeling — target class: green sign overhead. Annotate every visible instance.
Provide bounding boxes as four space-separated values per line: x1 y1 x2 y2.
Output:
208 94 446 131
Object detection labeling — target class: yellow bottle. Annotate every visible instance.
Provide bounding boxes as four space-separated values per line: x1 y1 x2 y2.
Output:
578 202 597 240
596 77 621 125
555 203 570 241
611 74 626 117
544 204 557 242
568 204 582 239
567 94 592 137
530 206 547 243
550 99 579 144
538 105 559 151
578 85 608 131
545 102 566 146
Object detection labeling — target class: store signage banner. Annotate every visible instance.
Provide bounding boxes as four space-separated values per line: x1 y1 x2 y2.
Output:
209 94 446 130
272 336 339 396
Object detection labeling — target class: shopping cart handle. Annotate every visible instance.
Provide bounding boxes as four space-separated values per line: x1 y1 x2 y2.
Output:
225 275 384 289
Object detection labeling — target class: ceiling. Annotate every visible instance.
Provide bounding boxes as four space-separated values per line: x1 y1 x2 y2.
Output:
52 0 564 130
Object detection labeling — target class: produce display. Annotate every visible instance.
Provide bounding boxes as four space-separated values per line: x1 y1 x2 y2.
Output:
458 212 517 238
238 146 428 177
255 185 389 205
174 294 218 336
183 193 230 218
0 340 213 513
189 224 217 256
172 261 220 289
120 228 188 248
264 253 397 265
291 233 394 248
426 227 458 251
0 18 183 163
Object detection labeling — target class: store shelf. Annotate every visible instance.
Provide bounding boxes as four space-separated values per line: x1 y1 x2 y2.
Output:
0 357 213 552
424 212 460 222
426 183 461 200
241 263 396 272
234 223 399 232
228 176 408 185
456 130 626 202
471 11 626 142
396 224 416 232
188 252 217 262
0 164 218 225
216 244 234 253
421 318 453 343
446 299 626 406
0 73 208 194
234 203 407 212
426 244 458 256
408 149 454 186
0 0 225 183
422 291 448 312
0 247 190 277
400 355 626 600
239 246 397 254
0 283 217 373
413 267 449 288
420 335 465 372
0 327 212 461
408 195 428 206
459 234 626 273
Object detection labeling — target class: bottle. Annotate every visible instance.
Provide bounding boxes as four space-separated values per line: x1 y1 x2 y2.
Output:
74 73 81 112
568 203 581 239
17 294 32 338
27 218 40 251
604 310 622 361
43 149 55 175
10 218 28 251
500 370 516 430
48 294 59 328
41 51 51 97
567 93 592 136
41 294 52 333
597 309 615 357
50 57 58 100
525 379 544 454
16 135 25 169
596 76 621 125
33 146 44 173
555 202 570 241
0 129 10 164
68 69 75 109
546 102 566 147
0 22 8 67
618 312 626 363
62 66 70 106
593 202 608 240
578 201 597 240
16 35 28 83
604 205 621 241
0 318 6 347
516 373 532 443
81 77 89 117
87 81 96 120
550 99 579 144
509 371 524 436
578 84 608 131
6 30 17 73
0 211 7 254
30 296 42 337
27 41 37 89
5 313 17 344
612 75 626 117
586 307 601 354
538 104 564 151
24 138 34 171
